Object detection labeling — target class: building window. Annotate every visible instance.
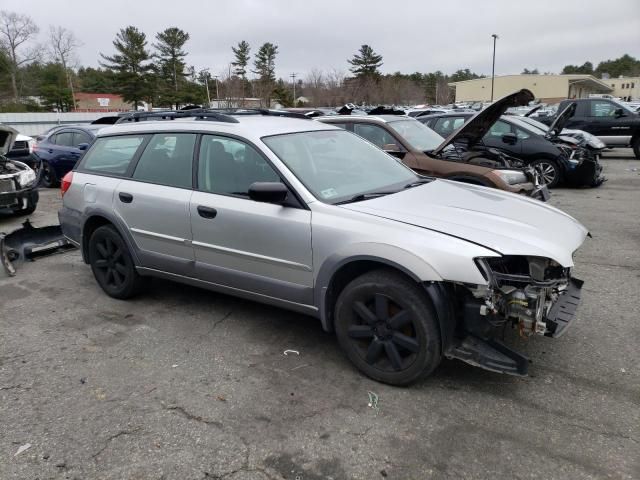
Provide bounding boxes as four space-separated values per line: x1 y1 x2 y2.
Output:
632 83 635 89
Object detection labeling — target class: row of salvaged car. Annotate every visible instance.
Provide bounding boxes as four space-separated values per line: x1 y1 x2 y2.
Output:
0 89 605 216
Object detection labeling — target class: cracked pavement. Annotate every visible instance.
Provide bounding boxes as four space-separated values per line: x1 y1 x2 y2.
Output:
1 150 639 479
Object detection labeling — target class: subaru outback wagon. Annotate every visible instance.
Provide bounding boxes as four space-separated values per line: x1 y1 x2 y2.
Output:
59 109 587 385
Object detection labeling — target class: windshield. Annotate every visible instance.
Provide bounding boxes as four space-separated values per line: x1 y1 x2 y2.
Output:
263 129 418 204
387 119 443 151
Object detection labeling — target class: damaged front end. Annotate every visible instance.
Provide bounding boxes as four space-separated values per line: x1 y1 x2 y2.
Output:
0 157 39 212
557 141 606 188
445 255 583 375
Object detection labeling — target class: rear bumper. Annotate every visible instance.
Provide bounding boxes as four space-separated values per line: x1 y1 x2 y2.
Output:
58 205 83 247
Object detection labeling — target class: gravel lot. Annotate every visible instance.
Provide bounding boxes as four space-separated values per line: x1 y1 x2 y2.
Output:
1 149 639 480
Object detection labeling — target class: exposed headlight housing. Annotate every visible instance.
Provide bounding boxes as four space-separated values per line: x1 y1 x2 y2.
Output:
494 170 528 185
16 167 37 187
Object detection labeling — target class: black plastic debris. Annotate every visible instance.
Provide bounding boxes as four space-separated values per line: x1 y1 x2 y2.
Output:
0 220 74 276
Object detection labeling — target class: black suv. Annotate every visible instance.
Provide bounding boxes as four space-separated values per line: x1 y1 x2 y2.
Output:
540 98 640 158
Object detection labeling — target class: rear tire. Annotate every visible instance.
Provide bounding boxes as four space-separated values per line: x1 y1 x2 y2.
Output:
334 269 442 386
88 225 144 299
531 159 561 188
633 138 640 160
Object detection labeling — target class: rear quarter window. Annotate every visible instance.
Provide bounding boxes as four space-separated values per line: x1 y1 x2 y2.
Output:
79 135 147 176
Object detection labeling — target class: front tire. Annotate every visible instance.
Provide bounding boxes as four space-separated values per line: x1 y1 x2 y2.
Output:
633 137 640 160
531 159 561 188
88 225 144 299
11 191 38 216
334 269 442 386
39 161 59 188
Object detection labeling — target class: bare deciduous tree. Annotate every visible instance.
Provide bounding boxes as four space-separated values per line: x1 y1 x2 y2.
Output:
49 25 80 106
0 10 40 101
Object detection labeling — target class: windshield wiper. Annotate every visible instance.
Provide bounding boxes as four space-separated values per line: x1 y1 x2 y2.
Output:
334 191 397 205
404 179 431 189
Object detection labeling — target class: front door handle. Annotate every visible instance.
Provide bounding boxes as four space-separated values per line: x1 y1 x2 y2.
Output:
197 205 217 219
119 192 133 203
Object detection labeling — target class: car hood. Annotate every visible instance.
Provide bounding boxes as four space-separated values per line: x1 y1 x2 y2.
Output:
0 124 18 155
547 102 577 138
430 89 535 156
341 179 587 267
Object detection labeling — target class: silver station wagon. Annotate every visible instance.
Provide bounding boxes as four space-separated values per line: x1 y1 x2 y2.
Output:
59 109 587 385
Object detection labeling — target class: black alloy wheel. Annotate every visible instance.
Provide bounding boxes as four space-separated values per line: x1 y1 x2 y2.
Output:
89 225 144 299
335 270 441 385
39 161 58 188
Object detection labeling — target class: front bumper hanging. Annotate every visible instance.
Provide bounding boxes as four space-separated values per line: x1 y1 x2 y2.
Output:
0 220 74 276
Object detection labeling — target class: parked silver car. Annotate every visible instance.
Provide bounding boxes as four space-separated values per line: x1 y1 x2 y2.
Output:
59 109 588 385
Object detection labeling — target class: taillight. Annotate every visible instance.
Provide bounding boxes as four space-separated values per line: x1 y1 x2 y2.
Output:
61 171 73 197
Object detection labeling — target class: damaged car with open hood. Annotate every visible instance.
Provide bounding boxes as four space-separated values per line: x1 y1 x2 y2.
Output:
421 100 605 188
60 109 587 385
318 89 549 201
1 124 39 215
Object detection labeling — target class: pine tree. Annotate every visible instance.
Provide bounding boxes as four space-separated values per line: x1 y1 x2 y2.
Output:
252 42 278 106
153 27 190 108
232 40 251 104
272 79 294 107
100 26 153 108
232 40 251 78
348 45 383 79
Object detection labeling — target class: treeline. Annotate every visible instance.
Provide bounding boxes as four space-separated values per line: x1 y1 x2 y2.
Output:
1 9 638 112
0 9 484 111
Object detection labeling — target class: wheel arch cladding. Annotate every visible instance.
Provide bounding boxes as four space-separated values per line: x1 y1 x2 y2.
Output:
81 211 140 266
317 254 442 333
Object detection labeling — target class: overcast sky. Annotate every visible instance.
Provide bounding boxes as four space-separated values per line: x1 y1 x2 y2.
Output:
3 0 639 80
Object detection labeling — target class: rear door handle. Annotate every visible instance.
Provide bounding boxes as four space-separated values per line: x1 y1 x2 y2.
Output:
119 192 133 203
197 205 217 219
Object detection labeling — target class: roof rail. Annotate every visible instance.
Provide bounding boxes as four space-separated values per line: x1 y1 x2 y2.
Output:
115 109 239 124
211 108 311 120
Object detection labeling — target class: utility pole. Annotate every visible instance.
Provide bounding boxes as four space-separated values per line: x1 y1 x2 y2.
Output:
200 69 211 107
491 34 499 102
290 73 297 105
214 75 220 101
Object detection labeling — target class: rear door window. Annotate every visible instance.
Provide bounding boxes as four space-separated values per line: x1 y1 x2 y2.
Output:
132 133 196 189
54 131 74 146
80 135 147 175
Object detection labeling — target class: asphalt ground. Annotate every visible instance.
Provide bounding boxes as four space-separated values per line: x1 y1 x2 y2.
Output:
1 149 639 480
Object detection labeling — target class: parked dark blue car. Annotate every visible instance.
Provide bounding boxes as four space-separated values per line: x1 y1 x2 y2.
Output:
34 124 103 187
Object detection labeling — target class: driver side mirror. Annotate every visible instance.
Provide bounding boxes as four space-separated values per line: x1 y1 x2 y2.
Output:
248 182 288 204
501 133 518 145
77 143 89 151
614 107 625 117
